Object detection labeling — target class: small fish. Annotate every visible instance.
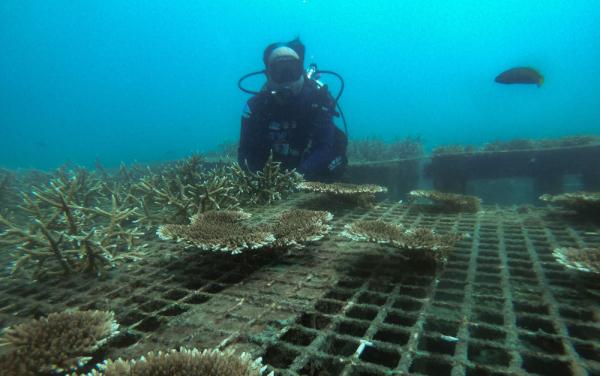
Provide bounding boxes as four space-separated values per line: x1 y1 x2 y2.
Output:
495 67 544 87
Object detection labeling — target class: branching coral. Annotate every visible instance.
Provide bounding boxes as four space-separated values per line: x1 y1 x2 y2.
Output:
0 168 143 279
84 347 272 376
0 168 18 210
157 210 275 254
297 181 387 207
539 192 600 215
271 209 333 248
341 219 464 266
130 155 220 226
0 310 119 376
131 153 300 226
205 140 240 160
232 151 303 205
553 247 600 274
408 190 481 213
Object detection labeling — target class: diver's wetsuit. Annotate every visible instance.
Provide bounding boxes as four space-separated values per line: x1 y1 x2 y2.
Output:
238 78 346 181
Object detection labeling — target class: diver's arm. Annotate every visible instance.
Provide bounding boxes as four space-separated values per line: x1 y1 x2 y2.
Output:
299 120 336 180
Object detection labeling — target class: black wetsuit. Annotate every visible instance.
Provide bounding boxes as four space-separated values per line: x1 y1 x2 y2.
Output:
238 79 346 181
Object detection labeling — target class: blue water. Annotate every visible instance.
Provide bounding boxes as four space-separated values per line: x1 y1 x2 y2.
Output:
1 1 599 170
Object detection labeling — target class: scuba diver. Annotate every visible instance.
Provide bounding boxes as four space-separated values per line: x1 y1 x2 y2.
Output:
237 38 347 181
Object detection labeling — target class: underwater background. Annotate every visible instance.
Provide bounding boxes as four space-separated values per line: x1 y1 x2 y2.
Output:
1 0 599 170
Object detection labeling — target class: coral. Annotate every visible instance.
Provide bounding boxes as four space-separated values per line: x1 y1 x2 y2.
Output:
0 167 143 279
553 247 600 274
0 168 18 210
232 151 303 205
0 310 118 376
298 181 387 207
408 190 481 213
387 136 424 160
298 181 387 195
271 209 333 248
205 140 240 160
132 153 300 226
537 135 600 149
432 144 474 156
158 209 333 253
539 191 600 215
130 155 238 226
347 136 424 162
432 135 600 157
157 210 275 254
341 219 464 266
84 347 271 376
347 138 387 162
483 138 535 152
341 219 405 244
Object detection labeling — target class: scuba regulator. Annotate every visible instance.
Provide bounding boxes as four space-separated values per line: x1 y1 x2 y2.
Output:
237 63 348 136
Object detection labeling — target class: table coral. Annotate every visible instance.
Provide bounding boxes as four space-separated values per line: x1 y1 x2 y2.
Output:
341 219 464 266
157 210 275 254
540 191 600 215
297 181 387 207
553 247 600 274
408 190 481 213
83 347 272 376
271 208 333 248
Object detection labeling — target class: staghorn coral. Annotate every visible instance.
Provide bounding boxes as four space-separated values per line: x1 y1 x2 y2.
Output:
205 140 240 161
157 210 275 254
298 181 387 207
539 191 600 215
341 219 464 266
271 208 333 248
553 247 600 274
408 190 481 213
131 153 300 226
130 155 226 226
0 168 18 210
0 167 143 279
83 347 272 376
232 151 303 206
0 310 119 376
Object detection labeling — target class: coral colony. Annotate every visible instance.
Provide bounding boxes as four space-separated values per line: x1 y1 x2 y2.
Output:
553 247 600 274
408 190 481 213
0 310 119 375
297 181 387 207
540 191 600 216
85 348 272 376
341 219 465 267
